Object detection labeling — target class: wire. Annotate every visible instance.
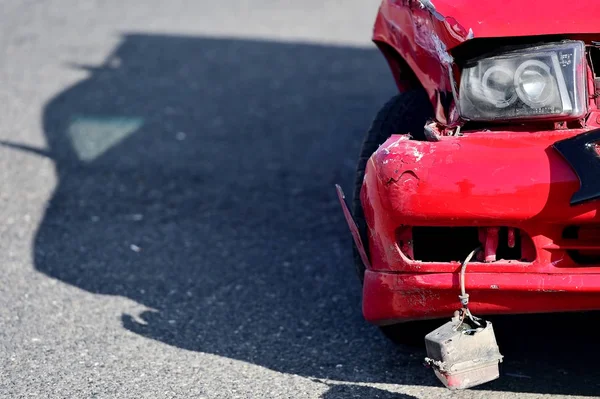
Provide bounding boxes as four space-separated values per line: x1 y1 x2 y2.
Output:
458 247 482 328
459 247 480 306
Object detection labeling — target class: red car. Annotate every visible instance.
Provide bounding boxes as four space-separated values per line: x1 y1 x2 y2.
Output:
339 0 600 347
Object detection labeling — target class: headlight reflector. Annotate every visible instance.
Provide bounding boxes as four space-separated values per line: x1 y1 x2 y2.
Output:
458 41 586 121
515 60 555 108
481 65 517 108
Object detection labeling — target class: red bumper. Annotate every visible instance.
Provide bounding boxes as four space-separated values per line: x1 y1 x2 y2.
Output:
364 271 600 323
360 129 600 324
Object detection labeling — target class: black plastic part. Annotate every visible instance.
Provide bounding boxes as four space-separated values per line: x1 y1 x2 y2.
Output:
553 128 600 206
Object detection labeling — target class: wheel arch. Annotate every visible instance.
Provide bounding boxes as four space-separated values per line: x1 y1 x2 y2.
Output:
374 40 423 93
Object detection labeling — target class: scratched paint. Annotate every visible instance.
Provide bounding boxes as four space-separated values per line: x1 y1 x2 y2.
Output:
409 146 424 162
418 0 445 21
430 33 453 65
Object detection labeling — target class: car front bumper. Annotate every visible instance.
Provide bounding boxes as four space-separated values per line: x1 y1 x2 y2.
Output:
359 128 600 324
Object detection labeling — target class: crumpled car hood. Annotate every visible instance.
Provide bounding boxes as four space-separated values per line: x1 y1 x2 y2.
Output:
430 0 600 39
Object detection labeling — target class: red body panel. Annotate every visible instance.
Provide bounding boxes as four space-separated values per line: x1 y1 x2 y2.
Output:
364 271 600 323
361 130 600 323
427 0 600 39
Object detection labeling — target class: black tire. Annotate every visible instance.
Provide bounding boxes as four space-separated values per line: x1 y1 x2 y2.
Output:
352 89 434 344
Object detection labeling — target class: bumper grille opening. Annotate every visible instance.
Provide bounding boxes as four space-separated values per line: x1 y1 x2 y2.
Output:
412 227 480 262
562 225 600 265
398 226 534 263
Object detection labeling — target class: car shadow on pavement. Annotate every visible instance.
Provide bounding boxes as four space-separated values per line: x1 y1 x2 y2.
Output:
28 33 600 396
317 381 418 399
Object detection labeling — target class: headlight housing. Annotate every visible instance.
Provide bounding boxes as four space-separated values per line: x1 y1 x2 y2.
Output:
458 41 587 122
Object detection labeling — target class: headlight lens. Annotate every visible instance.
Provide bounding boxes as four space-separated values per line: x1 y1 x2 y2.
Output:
458 41 587 121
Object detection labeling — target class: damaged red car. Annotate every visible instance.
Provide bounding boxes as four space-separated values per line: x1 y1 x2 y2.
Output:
337 0 600 390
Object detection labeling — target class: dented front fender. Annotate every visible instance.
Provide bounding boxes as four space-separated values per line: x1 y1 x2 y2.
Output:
373 0 471 125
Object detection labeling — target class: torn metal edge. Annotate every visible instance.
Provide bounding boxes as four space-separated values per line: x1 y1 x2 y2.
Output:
418 0 445 21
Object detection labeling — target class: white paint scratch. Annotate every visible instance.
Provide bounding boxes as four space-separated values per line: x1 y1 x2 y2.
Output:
431 33 453 65
409 146 424 162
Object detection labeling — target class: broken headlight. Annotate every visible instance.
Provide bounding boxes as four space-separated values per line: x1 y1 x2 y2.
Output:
458 41 587 121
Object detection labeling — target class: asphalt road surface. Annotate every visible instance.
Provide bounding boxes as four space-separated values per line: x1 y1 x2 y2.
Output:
1 1 600 398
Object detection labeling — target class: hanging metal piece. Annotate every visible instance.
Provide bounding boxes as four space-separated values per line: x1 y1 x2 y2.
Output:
424 248 504 390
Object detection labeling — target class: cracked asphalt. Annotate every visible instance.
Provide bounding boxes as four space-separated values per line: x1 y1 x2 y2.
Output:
0 1 600 398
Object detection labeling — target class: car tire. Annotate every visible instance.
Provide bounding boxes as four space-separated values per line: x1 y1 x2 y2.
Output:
351 89 434 345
